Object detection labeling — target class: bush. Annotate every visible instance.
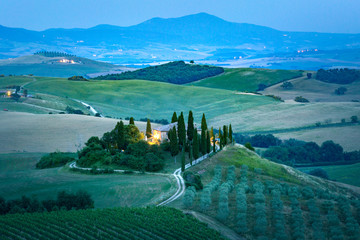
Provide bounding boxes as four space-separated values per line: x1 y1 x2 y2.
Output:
183 186 197 208
244 142 255 151
200 165 222 211
294 96 309 102
183 171 203 190
36 152 75 169
309 168 329 179
281 81 293 89
334 87 347 95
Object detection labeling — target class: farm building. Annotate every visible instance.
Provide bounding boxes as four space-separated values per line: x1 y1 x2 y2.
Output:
152 122 201 142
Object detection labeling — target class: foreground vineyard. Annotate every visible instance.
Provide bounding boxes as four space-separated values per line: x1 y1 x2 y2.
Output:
0 207 226 240
183 146 360 239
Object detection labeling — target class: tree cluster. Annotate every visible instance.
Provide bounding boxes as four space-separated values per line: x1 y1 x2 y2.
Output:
294 96 309 102
234 134 281 148
65 106 84 115
334 87 347 95
93 61 224 84
36 152 75 169
316 68 360 84
68 76 88 81
77 121 165 172
0 190 93 215
263 139 360 166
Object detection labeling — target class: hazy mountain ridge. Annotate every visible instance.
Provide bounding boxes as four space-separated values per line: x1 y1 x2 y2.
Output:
1 13 360 64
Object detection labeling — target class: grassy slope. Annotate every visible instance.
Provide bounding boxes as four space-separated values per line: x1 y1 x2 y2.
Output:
22 76 276 121
298 163 360 187
261 76 360 102
170 145 360 239
274 124 360 152
0 111 157 153
0 152 175 208
188 68 303 92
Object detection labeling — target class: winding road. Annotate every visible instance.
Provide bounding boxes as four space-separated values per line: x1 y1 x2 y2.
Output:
69 152 213 206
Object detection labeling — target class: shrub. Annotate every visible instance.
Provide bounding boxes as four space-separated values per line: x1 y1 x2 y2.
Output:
294 96 309 102
244 142 255 151
36 152 75 169
183 186 197 208
183 171 203 190
200 165 222 211
309 168 329 179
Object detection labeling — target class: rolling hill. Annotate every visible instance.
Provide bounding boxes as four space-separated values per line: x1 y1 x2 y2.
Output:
188 68 303 92
0 54 130 77
169 145 360 239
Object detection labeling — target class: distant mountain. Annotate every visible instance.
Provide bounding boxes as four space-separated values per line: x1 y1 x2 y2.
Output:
0 13 360 64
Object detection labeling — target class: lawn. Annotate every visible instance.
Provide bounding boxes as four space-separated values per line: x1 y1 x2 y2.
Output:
274 124 360 151
23 76 276 122
0 111 156 153
0 153 175 208
297 163 360 187
188 68 303 92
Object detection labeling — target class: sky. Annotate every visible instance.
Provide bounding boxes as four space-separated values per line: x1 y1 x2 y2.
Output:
1 0 359 33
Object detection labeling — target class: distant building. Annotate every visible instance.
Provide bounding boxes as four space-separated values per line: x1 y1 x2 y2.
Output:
152 122 201 142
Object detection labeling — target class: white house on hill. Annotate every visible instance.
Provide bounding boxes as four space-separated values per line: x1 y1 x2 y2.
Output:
152 122 201 142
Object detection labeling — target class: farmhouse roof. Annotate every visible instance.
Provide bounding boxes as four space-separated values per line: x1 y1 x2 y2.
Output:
153 122 200 132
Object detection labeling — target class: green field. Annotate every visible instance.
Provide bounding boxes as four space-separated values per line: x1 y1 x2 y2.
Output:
274 124 360 151
0 153 175 208
188 68 303 92
298 163 360 187
14 76 276 121
0 207 226 240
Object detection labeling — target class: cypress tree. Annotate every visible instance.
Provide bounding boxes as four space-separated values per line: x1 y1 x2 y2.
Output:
198 133 202 156
189 144 193 165
212 134 216 153
169 126 179 159
178 112 186 148
171 112 178 123
117 121 125 150
201 128 206 155
201 113 207 131
223 125 228 145
229 124 233 144
193 130 199 159
146 119 152 138
206 131 211 153
129 117 135 125
187 110 194 142
219 127 223 150
181 147 185 172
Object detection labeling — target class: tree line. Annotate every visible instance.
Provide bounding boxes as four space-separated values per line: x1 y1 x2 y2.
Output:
0 190 93 215
34 51 76 58
235 133 360 166
93 61 224 84
166 111 233 172
316 68 360 84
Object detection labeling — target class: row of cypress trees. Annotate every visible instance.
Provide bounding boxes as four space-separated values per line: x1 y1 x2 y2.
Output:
142 111 233 172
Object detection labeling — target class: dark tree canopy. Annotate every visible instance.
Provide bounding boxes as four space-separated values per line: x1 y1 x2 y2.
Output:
93 61 224 84
187 110 194 142
171 112 178 123
316 68 360 84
